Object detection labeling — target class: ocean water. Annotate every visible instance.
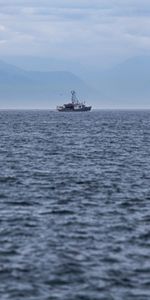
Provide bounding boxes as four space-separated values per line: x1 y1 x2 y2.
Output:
0 110 150 300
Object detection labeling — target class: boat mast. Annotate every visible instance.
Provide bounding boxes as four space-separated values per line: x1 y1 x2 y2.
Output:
71 90 78 104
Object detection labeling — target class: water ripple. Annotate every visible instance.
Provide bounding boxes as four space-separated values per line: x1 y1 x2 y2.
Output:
0 110 150 300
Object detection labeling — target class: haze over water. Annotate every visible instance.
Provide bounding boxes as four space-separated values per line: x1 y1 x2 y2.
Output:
0 110 150 300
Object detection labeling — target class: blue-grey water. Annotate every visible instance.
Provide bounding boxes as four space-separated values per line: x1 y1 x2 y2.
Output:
0 110 150 300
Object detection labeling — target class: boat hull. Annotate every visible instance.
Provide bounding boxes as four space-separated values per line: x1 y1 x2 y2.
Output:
57 106 92 112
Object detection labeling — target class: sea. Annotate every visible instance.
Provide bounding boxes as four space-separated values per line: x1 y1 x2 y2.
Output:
0 110 150 300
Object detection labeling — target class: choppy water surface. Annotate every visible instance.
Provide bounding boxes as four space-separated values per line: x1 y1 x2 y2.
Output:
0 110 150 300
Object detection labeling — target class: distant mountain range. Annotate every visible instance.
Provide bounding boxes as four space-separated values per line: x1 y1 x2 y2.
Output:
0 56 150 108
0 59 93 108
92 56 150 107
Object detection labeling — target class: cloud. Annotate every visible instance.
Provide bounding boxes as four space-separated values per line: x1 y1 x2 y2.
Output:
0 0 150 66
0 25 5 31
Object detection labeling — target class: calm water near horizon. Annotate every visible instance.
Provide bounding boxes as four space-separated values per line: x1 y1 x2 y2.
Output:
0 110 150 300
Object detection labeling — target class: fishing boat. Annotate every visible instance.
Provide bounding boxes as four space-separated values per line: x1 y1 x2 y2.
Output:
57 91 92 112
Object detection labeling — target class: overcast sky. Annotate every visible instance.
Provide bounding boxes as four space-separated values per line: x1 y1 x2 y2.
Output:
0 0 150 67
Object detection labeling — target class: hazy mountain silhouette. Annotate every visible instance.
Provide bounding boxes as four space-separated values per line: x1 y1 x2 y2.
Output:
0 59 92 108
94 56 150 107
0 56 150 108
0 60 32 84
1 56 81 73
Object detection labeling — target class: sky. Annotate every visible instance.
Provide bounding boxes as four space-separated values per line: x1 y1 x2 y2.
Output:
0 0 150 68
